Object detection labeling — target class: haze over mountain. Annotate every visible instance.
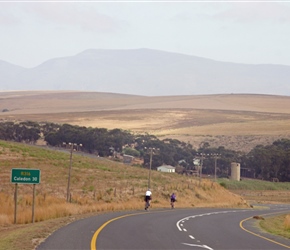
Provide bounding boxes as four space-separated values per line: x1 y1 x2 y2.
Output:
1 49 290 96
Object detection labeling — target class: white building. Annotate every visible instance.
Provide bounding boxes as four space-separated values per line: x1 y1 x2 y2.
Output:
157 165 176 173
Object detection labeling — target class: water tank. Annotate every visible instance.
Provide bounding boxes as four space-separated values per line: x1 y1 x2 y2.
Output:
231 162 240 181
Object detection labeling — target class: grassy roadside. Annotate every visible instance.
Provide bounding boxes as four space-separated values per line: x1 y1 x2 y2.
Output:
218 178 290 191
0 214 87 250
220 178 290 203
260 214 290 239
220 178 290 241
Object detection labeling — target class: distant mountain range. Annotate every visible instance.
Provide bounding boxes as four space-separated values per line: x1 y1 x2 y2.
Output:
1 49 290 96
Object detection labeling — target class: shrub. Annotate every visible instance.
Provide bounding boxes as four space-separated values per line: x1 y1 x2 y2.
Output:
219 182 227 188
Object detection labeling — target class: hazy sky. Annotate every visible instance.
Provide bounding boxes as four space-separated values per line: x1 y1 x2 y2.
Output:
1 0 290 68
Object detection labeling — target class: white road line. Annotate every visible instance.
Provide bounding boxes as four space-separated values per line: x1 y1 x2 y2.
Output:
182 243 214 250
177 209 250 250
176 210 248 231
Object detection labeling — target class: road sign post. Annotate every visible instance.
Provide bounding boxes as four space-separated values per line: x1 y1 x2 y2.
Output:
11 168 41 223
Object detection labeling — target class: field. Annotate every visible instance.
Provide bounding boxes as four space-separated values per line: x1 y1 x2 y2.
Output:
218 178 290 204
1 91 290 152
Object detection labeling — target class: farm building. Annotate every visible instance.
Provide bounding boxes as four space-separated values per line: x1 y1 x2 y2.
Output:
123 154 134 165
157 165 176 173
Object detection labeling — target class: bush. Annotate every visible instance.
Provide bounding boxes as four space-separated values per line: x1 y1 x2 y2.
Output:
219 182 227 188
122 147 140 157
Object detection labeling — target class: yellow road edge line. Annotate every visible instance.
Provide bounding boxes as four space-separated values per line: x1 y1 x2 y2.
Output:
90 209 172 250
240 211 290 249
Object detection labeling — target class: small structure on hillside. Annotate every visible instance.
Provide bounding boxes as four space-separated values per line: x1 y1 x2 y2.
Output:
157 165 176 173
123 154 134 165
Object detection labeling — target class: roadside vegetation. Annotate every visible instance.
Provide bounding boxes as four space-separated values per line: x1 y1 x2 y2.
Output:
0 140 245 226
0 140 247 250
218 178 290 241
260 214 290 239
219 178 290 204
219 178 290 191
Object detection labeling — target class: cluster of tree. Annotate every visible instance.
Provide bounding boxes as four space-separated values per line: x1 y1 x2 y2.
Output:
0 121 40 143
242 139 290 182
1 121 290 181
45 123 134 156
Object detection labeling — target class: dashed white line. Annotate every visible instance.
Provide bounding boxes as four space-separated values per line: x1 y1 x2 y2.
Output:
182 243 214 250
177 209 250 250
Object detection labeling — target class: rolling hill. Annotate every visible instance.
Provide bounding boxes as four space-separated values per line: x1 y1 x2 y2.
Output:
1 49 290 96
1 91 290 152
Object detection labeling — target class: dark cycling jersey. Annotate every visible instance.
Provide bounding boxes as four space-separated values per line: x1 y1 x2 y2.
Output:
170 194 176 202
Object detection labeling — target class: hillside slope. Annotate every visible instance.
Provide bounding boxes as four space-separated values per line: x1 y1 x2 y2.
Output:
0 141 248 225
1 91 290 152
1 91 290 115
0 140 251 250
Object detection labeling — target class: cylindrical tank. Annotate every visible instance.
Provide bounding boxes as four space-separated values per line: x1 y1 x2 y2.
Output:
231 162 240 181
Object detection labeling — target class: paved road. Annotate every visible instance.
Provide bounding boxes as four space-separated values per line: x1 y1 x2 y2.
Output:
37 204 290 250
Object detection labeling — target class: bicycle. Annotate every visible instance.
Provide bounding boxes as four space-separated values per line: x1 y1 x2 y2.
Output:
170 198 176 209
145 199 151 211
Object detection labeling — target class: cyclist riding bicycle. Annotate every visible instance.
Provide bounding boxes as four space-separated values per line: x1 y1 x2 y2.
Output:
170 192 176 208
144 189 152 210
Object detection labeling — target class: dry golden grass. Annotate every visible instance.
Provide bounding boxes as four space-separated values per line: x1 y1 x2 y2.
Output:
284 214 290 230
0 141 248 227
1 91 290 152
0 180 246 226
260 214 290 239
231 190 290 204
1 91 290 114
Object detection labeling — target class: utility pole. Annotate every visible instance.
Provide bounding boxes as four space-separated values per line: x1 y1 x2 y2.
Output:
65 142 82 202
144 147 159 190
67 143 73 202
211 153 221 181
196 153 205 186
200 154 204 186
148 147 153 189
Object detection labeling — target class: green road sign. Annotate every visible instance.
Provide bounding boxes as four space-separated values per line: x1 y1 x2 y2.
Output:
11 168 41 184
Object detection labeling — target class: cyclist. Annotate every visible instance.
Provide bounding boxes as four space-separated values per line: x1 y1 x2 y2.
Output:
170 192 176 208
144 189 152 210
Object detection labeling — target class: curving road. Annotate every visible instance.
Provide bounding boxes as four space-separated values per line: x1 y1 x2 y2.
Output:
37 204 290 250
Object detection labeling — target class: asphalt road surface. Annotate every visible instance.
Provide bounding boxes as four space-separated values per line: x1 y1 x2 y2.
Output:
37 204 290 250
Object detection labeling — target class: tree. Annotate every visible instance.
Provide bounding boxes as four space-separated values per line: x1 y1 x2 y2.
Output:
123 147 140 157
